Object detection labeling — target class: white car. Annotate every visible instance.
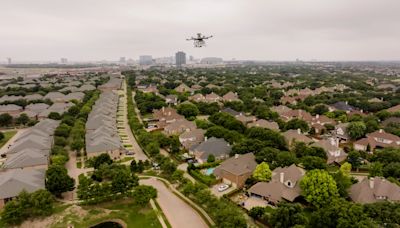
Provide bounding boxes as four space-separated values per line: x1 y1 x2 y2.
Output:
217 184 229 192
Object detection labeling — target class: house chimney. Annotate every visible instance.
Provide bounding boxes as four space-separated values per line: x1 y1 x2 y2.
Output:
379 129 383 133
162 106 165 112
280 172 285 184
316 114 320 119
345 101 348 105
235 154 239 159
297 128 301 134
204 136 207 141
369 178 374 189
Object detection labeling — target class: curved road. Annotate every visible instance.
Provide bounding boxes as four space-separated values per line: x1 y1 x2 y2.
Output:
140 177 209 228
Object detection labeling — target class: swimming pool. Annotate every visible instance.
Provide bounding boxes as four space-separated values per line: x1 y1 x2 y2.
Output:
205 167 215 175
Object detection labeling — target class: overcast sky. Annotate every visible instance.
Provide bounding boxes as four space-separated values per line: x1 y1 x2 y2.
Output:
1 0 400 62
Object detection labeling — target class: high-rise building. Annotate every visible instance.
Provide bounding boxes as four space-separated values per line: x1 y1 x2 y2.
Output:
7 58 11 64
189 55 194 61
119 57 126 64
60 58 68 64
175 51 186 66
139 55 153 65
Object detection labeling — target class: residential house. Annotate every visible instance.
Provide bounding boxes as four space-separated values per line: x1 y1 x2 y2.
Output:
152 107 185 129
349 177 400 204
190 137 231 163
213 153 257 188
354 129 400 151
329 101 356 113
44 92 66 103
271 105 292 116
163 119 196 135
335 123 350 142
78 84 96 92
85 90 123 159
247 119 279 131
235 113 257 125
248 164 305 205
312 138 348 164
165 95 178 105
0 169 45 209
0 104 23 117
280 109 313 122
222 92 240 102
221 107 241 117
204 92 221 103
387 104 400 113
189 93 205 102
175 84 191 93
65 92 85 102
25 94 44 102
382 117 400 127
179 128 205 150
283 129 313 147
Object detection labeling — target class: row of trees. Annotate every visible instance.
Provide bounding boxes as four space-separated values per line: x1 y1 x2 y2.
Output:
0 190 55 225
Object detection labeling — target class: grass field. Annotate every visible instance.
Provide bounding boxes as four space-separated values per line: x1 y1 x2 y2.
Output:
52 199 162 228
0 130 17 149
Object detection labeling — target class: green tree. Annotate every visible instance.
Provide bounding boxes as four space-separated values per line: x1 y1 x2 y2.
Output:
300 169 339 208
45 165 75 197
68 105 80 116
285 118 310 133
252 162 272 181
368 162 383 177
300 156 327 170
340 162 352 176
132 185 157 206
207 154 215 163
177 103 199 119
347 150 362 170
310 199 376 228
347 121 367 139
270 202 308 228
48 112 61 120
92 153 113 169
15 113 30 125
313 104 329 115
0 113 13 126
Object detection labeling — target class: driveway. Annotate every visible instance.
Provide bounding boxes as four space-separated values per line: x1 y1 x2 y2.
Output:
122 81 148 161
210 183 236 198
140 177 208 228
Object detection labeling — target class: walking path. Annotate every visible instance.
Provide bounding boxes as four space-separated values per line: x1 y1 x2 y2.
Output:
140 177 210 228
64 151 93 200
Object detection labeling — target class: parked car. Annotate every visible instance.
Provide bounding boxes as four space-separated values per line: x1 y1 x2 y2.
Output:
126 150 135 155
218 184 229 192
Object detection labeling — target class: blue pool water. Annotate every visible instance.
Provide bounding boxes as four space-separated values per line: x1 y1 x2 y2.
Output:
205 168 215 175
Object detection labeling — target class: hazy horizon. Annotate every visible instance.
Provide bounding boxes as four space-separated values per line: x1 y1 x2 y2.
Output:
2 0 400 62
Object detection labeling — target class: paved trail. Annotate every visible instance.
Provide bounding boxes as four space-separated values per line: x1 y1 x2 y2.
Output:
140 177 209 228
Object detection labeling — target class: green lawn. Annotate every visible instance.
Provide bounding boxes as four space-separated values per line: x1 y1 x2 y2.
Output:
0 130 17 149
52 199 162 228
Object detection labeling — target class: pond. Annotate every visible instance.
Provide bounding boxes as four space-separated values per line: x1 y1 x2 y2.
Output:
91 221 123 228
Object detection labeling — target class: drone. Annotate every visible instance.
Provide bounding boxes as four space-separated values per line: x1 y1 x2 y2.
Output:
186 33 213 47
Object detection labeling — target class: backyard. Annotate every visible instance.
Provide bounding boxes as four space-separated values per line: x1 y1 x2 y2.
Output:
0 130 17 148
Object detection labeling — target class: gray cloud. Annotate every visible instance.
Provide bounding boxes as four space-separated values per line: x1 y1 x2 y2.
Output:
1 0 400 61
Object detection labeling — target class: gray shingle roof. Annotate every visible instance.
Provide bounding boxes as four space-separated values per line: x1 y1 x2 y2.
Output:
0 169 45 199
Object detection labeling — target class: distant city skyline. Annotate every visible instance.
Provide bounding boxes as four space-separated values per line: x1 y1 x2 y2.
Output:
1 0 400 62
